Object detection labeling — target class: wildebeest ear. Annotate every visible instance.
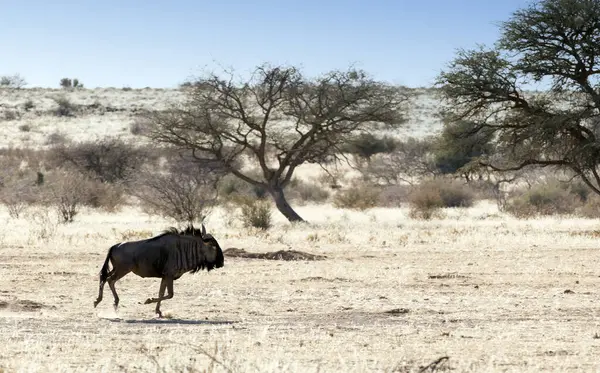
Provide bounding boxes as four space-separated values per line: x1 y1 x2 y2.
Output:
201 224 206 237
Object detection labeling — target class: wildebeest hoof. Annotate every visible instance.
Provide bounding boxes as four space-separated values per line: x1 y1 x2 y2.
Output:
144 298 153 304
156 311 163 318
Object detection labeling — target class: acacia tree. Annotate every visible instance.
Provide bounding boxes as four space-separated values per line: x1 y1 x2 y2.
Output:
144 64 408 222
437 0 600 196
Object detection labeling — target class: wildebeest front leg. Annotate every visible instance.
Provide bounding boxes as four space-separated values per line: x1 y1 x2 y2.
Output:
144 277 174 318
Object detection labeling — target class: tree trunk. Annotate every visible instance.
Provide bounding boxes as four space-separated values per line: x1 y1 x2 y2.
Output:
268 186 305 222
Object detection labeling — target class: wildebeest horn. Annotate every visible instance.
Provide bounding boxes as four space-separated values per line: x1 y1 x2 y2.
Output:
201 224 206 237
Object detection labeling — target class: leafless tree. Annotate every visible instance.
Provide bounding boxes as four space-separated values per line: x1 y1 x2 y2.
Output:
143 64 408 222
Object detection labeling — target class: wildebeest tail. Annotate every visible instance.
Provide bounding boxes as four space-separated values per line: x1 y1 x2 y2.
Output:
99 244 118 284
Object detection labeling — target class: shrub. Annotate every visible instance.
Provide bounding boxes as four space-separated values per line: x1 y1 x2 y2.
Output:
341 133 398 160
286 178 330 204
333 184 380 210
129 118 150 135
49 137 147 184
0 178 33 218
4 110 19 121
432 120 495 176
408 185 444 220
407 179 474 219
438 180 475 207
60 78 72 89
505 181 581 218
53 97 76 117
45 131 69 145
86 180 125 212
377 184 411 207
44 169 94 223
578 195 600 218
236 196 272 230
18 124 31 132
132 158 222 224
23 99 34 111
360 136 437 185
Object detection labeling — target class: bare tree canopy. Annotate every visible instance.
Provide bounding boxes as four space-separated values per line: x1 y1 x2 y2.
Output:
144 63 408 222
437 0 600 196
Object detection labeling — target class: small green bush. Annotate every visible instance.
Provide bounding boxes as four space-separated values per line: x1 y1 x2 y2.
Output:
236 197 272 230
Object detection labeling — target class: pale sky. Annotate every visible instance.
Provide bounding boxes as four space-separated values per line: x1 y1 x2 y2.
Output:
2 0 531 88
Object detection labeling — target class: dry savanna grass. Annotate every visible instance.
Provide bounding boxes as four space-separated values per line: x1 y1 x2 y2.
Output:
2 87 600 372
0 202 600 372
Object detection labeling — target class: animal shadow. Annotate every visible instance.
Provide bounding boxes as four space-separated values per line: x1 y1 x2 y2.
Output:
103 317 237 325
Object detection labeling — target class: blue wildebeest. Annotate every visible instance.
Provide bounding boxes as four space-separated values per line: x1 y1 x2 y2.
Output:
93 224 224 317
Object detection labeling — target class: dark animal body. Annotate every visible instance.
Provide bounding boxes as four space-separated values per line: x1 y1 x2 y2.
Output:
93 224 224 317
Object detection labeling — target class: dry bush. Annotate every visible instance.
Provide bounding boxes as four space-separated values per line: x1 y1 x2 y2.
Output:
408 185 444 220
23 99 34 111
408 179 474 219
217 174 255 200
0 156 43 218
361 136 437 185
0 147 48 170
24 207 58 241
505 181 582 218
0 178 34 218
85 180 126 212
578 194 600 218
129 117 151 136
18 123 31 132
3 110 20 121
333 184 380 210
45 131 69 146
286 178 330 204
49 137 147 184
132 158 222 224
377 184 411 207
233 196 272 230
44 169 95 223
52 96 76 117
437 180 475 208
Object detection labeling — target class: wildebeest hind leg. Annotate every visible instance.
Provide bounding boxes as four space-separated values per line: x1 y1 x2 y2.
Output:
93 269 114 308
107 270 128 311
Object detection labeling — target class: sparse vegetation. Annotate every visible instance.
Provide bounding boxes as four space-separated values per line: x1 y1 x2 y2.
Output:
0 74 26 89
132 157 222 224
333 184 380 210
234 196 273 230
60 78 83 89
49 138 147 184
143 63 408 223
52 96 76 117
44 168 94 223
505 181 583 218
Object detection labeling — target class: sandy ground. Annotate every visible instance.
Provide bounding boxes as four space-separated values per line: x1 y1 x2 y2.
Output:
1 202 600 372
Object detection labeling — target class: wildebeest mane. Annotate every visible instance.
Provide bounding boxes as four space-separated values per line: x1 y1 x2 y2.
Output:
147 225 203 242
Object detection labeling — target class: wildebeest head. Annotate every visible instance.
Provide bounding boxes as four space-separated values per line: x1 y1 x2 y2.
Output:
183 224 225 270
